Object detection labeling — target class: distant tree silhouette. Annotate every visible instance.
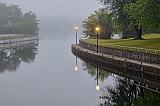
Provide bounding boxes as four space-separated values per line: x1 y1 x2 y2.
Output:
0 2 39 35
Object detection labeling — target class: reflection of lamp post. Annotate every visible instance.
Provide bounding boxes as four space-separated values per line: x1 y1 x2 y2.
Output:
75 57 78 71
95 27 100 53
96 66 100 91
75 27 79 45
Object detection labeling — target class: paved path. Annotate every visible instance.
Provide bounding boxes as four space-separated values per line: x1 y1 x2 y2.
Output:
73 44 160 69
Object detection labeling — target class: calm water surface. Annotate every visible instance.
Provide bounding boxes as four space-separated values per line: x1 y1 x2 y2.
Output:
0 35 114 105
0 36 160 106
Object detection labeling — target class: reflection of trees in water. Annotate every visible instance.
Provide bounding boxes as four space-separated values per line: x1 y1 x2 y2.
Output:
0 51 20 72
0 43 38 73
82 62 109 81
106 79 142 106
81 61 160 106
98 78 160 106
134 90 160 106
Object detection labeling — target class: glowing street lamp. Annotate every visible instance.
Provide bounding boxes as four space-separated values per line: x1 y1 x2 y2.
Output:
75 27 79 45
96 27 100 32
95 27 100 53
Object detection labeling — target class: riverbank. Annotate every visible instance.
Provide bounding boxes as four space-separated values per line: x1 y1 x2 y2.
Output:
72 44 160 69
0 34 35 40
0 34 38 44
82 34 160 54
71 34 160 84
72 44 160 93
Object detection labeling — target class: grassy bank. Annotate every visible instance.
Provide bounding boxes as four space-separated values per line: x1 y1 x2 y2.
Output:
0 34 33 40
82 34 160 54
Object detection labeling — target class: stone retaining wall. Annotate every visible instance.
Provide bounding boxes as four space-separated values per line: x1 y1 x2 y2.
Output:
79 40 160 64
72 44 160 90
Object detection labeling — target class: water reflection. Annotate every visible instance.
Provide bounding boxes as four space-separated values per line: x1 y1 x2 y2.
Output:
82 62 109 81
75 56 78 71
99 77 160 106
96 66 100 91
82 61 160 106
0 40 39 73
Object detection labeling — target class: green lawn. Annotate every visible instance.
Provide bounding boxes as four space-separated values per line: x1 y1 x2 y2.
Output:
82 34 160 54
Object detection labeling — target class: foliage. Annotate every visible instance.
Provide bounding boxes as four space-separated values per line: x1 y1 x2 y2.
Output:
15 12 39 35
98 0 136 38
0 2 39 35
125 0 160 33
82 8 113 39
98 0 160 39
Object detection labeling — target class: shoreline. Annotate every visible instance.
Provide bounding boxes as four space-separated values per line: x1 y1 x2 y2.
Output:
0 34 36 40
0 34 38 44
72 44 160 92
72 44 160 70
79 40 160 64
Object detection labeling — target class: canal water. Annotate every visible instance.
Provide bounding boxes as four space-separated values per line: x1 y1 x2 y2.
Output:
0 9 159 106
0 34 111 105
0 33 160 106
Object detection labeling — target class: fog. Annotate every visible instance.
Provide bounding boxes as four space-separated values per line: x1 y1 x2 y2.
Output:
1 0 101 39
1 0 100 18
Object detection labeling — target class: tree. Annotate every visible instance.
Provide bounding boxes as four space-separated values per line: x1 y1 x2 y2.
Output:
98 0 160 39
125 0 160 39
8 4 22 33
0 2 39 35
98 0 136 38
0 2 10 34
15 11 39 35
82 8 113 39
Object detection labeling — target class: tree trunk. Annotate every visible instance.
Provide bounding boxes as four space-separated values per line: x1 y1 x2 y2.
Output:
134 25 143 39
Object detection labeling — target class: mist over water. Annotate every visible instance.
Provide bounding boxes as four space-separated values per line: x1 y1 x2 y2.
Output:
0 1 159 105
0 0 103 105
1 0 101 39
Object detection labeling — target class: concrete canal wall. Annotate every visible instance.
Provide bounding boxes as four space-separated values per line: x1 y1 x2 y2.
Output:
72 44 160 70
72 44 160 91
79 40 160 64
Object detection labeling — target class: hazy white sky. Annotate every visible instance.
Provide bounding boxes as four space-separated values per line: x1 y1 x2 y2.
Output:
1 0 101 18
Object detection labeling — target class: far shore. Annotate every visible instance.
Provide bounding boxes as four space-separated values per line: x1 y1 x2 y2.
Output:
0 34 36 40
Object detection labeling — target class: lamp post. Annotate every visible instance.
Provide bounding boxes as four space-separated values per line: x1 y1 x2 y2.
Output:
96 66 100 91
75 27 79 45
95 27 100 53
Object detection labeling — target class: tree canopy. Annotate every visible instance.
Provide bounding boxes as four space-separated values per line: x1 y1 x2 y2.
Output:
98 0 160 39
125 0 160 33
0 2 39 35
82 9 113 39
